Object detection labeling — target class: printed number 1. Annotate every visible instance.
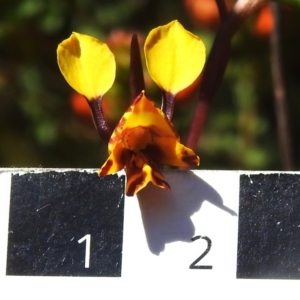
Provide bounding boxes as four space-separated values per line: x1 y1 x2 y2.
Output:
78 234 91 268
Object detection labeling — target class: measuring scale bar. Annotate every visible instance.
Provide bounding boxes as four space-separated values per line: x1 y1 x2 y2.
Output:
0 169 300 299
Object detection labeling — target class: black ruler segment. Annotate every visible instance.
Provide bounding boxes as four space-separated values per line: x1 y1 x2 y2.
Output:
237 173 300 279
6 171 125 277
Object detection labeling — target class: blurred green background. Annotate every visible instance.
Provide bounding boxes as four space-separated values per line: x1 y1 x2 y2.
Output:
0 0 299 170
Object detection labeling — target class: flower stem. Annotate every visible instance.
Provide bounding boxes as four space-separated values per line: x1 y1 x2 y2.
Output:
186 0 268 151
270 3 294 170
88 96 112 143
215 0 228 21
161 91 176 120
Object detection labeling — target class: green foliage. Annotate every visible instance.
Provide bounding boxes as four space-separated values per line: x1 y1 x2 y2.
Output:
275 0 300 8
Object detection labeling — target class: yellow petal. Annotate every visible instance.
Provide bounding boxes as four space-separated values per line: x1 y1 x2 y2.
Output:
108 92 179 153
98 142 130 176
57 32 116 100
144 20 206 94
125 153 170 196
144 136 200 167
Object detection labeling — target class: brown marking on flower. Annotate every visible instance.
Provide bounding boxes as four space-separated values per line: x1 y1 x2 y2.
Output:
151 169 171 190
120 148 132 164
99 159 113 176
142 145 162 162
181 153 200 165
108 114 127 151
126 170 148 196
132 91 144 105
123 126 152 152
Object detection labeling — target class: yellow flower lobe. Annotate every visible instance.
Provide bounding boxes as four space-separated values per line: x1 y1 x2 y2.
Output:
57 32 116 100
144 20 206 95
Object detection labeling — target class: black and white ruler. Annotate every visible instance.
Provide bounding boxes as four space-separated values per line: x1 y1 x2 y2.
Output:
1 169 300 299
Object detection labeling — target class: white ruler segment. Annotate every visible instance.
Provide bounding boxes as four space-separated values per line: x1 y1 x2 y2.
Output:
0 169 299 300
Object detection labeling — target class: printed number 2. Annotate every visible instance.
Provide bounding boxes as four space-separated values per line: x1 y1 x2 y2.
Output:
78 234 91 268
189 236 212 270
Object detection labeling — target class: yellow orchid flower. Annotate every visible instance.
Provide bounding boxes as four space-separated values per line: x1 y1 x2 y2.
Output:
99 92 199 196
57 20 205 196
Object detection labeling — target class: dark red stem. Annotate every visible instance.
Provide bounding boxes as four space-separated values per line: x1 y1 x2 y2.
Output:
88 96 112 143
161 91 176 120
130 33 145 101
186 0 267 151
215 0 228 21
